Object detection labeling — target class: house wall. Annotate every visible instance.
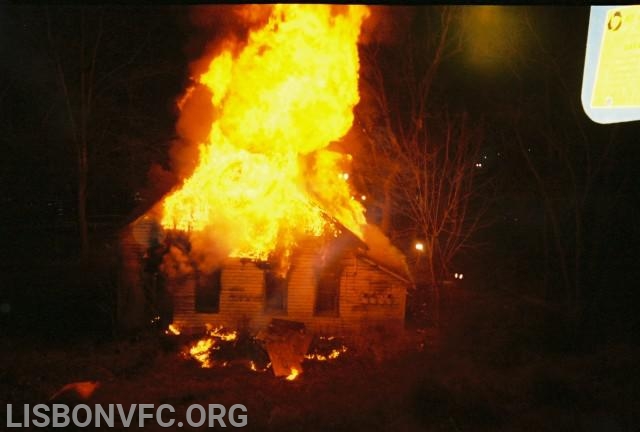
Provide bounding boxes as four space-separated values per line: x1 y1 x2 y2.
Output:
117 215 171 332
171 242 407 335
116 218 152 331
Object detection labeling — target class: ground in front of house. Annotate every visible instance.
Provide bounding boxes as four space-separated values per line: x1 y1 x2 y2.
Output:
1 285 638 431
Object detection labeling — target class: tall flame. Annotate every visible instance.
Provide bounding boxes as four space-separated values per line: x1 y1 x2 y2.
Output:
161 5 369 261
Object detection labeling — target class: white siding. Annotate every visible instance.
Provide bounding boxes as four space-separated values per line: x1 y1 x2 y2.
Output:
172 240 408 335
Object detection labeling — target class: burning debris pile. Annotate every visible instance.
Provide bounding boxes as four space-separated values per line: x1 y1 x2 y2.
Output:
169 320 349 381
304 336 349 361
255 319 311 380
181 325 263 370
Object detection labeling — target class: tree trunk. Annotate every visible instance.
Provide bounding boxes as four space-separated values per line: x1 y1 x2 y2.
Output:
77 9 90 261
78 138 89 260
424 236 440 328
380 174 394 235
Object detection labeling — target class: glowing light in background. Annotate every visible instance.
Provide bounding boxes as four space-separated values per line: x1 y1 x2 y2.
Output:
460 6 529 74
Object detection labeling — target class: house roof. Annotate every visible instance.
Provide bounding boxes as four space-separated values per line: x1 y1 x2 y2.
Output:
120 184 174 230
124 188 412 284
357 224 412 284
326 216 412 284
357 254 412 285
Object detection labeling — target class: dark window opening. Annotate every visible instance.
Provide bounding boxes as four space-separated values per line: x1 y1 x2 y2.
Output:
315 266 341 316
264 270 288 313
195 268 222 313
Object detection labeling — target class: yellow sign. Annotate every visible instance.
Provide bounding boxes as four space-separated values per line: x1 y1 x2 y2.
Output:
591 6 640 108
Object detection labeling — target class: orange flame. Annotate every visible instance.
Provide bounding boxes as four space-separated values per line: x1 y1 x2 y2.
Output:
161 5 370 261
206 324 237 341
186 325 238 368
285 368 300 381
304 345 348 361
165 323 181 335
188 338 215 368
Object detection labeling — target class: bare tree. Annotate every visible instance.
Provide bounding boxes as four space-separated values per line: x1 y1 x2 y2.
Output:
43 6 179 259
357 7 493 282
45 7 102 259
356 7 496 326
357 7 460 233
498 10 622 328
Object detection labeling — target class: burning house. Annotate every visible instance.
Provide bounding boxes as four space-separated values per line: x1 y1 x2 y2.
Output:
118 215 411 336
116 5 412 336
